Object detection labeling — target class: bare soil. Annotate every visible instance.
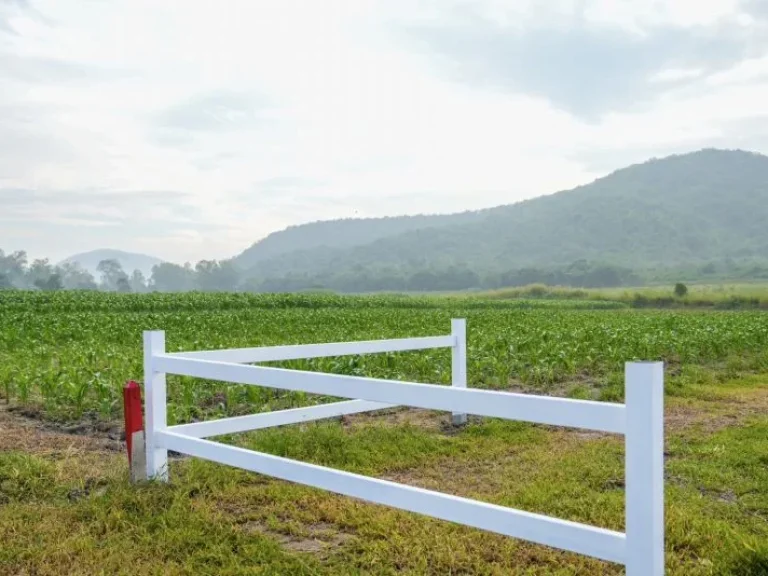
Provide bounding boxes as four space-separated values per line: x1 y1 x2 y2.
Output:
0 403 122 454
241 521 354 556
665 386 768 434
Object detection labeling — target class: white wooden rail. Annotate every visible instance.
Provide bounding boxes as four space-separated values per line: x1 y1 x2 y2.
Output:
142 320 664 575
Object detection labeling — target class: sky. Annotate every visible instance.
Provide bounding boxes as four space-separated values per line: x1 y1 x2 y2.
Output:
1 0 768 264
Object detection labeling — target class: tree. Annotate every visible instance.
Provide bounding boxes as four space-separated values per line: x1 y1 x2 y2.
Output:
195 259 241 291
149 262 195 292
96 259 129 291
0 273 12 289
674 282 688 297
583 266 623 288
34 273 63 291
0 249 27 288
407 270 439 291
58 262 98 290
26 258 56 289
130 270 147 293
116 276 132 293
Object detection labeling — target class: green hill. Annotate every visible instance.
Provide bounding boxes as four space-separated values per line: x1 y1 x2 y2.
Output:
235 149 768 291
234 211 492 269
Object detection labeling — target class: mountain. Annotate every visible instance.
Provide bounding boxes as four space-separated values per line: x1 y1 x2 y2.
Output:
60 249 164 278
234 211 492 269
233 149 768 290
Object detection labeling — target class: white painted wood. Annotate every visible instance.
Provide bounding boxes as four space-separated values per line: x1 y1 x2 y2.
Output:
625 362 665 576
129 430 147 483
158 430 626 564
154 355 626 433
168 335 455 364
451 318 468 426
167 400 394 438
144 331 168 481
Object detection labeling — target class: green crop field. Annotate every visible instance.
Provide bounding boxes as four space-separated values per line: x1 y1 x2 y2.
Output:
2 291 767 420
1 291 768 575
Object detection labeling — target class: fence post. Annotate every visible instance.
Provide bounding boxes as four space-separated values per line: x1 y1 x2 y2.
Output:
451 318 467 426
123 380 146 483
144 330 168 481
625 361 665 576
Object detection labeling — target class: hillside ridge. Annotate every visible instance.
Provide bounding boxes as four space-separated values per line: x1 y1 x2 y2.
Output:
234 148 768 290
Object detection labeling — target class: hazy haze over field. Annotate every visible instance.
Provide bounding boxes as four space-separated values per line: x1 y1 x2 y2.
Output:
2 0 768 262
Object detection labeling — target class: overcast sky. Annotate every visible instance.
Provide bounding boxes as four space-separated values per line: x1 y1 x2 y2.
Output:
2 0 768 264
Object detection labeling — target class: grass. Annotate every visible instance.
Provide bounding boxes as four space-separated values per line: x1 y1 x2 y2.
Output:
1 374 767 574
2 291 768 573
478 282 768 309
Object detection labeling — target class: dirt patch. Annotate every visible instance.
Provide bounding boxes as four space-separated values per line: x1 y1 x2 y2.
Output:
665 386 768 434
342 406 454 432
67 477 110 502
568 430 609 440
240 520 354 556
665 406 739 434
704 488 738 504
0 403 123 454
665 473 742 505
382 455 516 496
379 434 579 499
209 495 356 556
6 404 124 440
506 374 604 399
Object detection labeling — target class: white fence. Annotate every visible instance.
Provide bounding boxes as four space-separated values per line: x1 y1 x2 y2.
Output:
143 319 664 575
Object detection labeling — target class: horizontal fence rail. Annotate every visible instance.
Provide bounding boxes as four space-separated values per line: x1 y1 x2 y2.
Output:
154 354 626 434
168 335 455 364
141 320 664 575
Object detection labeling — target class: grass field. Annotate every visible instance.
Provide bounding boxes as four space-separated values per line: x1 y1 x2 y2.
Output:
1 291 768 574
477 282 768 309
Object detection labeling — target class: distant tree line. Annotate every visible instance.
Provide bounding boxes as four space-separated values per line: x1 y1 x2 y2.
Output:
241 260 641 293
0 250 99 291
0 249 239 293
4 247 768 294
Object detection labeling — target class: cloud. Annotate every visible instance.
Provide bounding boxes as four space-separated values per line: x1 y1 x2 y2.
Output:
252 176 326 196
744 0 768 20
1 0 768 264
152 91 273 136
0 187 225 261
0 103 79 184
0 52 131 83
0 0 29 34
568 110 768 174
402 1 767 120
0 188 197 224
710 114 768 150
0 187 31 206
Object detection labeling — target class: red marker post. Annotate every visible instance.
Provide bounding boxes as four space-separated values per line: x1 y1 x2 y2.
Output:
123 381 146 482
